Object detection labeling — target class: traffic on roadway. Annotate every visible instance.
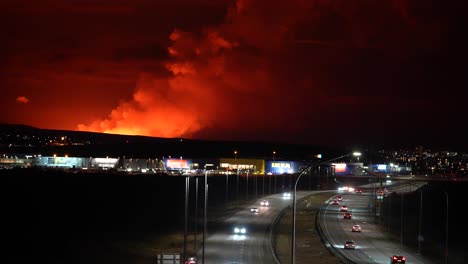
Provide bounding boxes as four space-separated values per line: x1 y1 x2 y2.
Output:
191 181 437 264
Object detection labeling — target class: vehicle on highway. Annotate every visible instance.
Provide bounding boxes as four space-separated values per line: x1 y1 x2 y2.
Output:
355 189 363 194
352 224 361 232
331 200 340 205
377 188 389 195
336 195 343 201
233 225 247 240
185 257 198 264
390 255 406 263
234 226 247 234
344 241 356 249
250 207 259 214
343 212 352 219
283 192 291 199
260 200 269 206
340 205 348 212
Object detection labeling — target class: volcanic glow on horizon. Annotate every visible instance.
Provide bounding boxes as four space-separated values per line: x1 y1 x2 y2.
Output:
1 0 465 146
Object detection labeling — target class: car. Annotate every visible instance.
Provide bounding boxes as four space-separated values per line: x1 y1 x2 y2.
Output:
233 225 247 240
260 200 269 206
343 212 352 219
390 255 406 263
355 189 363 194
331 200 340 205
344 241 356 249
234 226 247 234
283 192 291 198
336 195 343 201
185 257 198 264
340 205 348 212
352 224 361 232
250 207 259 213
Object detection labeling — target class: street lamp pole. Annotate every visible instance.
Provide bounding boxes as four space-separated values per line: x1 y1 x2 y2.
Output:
401 191 404 245
262 171 265 195
202 168 208 264
184 176 189 261
234 150 238 202
273 151 276 193
291 152 361 264
246 169 249 200
255 167 258 198
194 178 198 254
226 173 229 202
418 190 423 254
444 191 449 264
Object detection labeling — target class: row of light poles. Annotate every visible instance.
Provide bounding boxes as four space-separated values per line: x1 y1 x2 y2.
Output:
291 151 362 264
183 149 280 263
186 150 362 264
187 151 449 264
182 166 210 264
415 188 449 264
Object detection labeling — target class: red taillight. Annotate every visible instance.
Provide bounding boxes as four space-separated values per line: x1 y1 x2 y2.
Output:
393 256 397 260
402 257 406 260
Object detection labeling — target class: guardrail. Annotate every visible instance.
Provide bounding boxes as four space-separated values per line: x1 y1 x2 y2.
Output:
315 204 358 264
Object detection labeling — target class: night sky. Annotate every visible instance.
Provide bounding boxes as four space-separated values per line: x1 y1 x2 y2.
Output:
1 0 467 149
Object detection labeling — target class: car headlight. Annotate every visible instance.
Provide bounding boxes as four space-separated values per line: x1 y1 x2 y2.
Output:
234 227 246 234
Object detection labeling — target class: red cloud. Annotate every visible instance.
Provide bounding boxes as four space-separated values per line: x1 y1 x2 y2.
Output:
76 0 455 144
16 96 30 104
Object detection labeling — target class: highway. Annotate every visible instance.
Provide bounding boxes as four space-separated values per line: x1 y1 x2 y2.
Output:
199 191 328 264
197 181 440 264
318 182 435 264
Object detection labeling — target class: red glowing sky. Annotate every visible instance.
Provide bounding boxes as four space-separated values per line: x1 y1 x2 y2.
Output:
1 0 466 148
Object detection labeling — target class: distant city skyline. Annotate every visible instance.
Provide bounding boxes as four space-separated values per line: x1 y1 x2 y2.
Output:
1 0 466 150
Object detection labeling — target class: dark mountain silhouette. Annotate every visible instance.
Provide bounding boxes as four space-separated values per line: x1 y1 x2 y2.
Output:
0 123 344 160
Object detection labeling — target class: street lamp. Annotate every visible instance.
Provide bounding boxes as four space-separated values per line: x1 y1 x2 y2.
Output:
246 169 249 200
290 152 361 264
184 176 189 261
202 166 209 264
401 190 404 245
226 172 229 202
194 178 198 254
234 150 239 202
418 189 423 254
444 191 449 264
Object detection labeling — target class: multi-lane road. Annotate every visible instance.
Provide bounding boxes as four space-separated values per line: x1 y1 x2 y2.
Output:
197 182 435 264
319 183 434 264
199 192 297 264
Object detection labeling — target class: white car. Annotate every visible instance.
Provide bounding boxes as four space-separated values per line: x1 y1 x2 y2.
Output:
352 225 361 232
283 192 292 198
340 205 348 212
250 207 259 213
260 200 269 206
185 257 198 264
